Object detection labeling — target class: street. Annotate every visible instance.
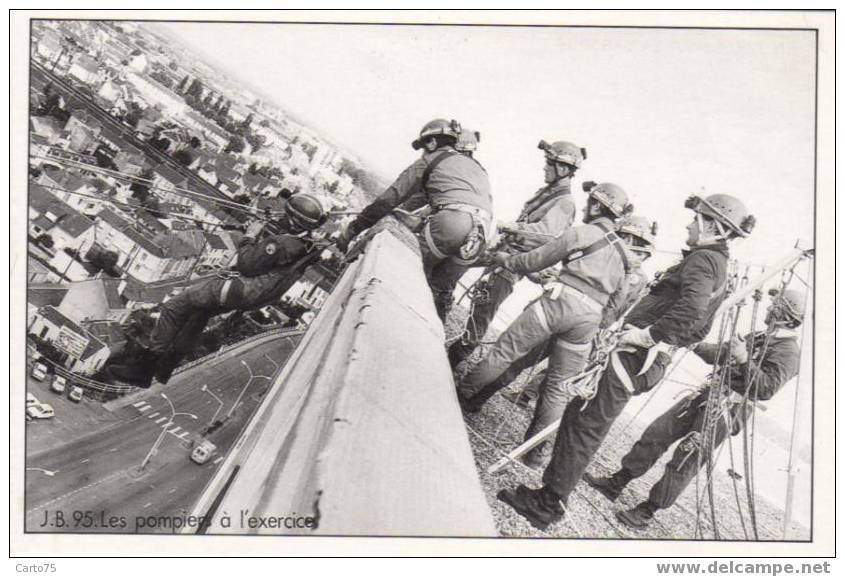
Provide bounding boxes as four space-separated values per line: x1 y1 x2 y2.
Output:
24 332 301 534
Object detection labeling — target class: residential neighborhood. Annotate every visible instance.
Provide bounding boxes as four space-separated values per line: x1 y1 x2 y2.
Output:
26 19 373 385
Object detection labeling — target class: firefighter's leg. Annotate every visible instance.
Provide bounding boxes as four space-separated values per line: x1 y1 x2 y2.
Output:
647 398 732 509
458 297 554 401
154 310 218 384
420 211 474 321
463 340 551 410
523 301 599 464
620 394 702 480
542 348 648 504
428 258 469 322
449 270 516 366
149 277 227 354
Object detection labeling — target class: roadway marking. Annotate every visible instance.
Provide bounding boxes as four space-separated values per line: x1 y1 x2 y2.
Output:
109 447 117 452
155 417 167 424
147 412 160 419
213 456 223 464
167 426 182 435
168 488 176 494
132 401 147 408
138 405 152 413
30 470 125 512
80 459 89 464
176 431 189 440
143 502 152 509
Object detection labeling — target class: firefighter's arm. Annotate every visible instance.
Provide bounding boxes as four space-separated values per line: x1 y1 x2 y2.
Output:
508 196 576 250
731 340 800 401
649 251 720 346
347 159 426 237
503 227 578 274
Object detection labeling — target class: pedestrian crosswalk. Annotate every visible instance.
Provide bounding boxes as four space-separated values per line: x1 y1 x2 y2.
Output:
134 399 197 442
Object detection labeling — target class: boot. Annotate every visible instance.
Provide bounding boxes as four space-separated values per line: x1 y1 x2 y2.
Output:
447 339 474 369
456 388 483 414
615 501 658 529
584 469 632 502
99 347 160 388
497 484 565 531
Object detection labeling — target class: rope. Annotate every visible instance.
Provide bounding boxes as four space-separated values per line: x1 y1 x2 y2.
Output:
32 151 261 217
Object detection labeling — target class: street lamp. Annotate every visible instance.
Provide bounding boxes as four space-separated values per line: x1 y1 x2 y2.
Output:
200 384 224 426
138 393 197 472
226 360 272 420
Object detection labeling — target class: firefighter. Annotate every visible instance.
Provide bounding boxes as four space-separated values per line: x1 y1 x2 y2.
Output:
456 184 634 448
97 192 330 388
497 193 756 531
460 211 655 468
448 140 585 368
586 288 803 529
497 215 658 413
336 119 494 321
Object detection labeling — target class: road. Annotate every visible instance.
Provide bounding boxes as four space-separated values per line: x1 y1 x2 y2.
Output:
24 332 301 534
30 61 247 223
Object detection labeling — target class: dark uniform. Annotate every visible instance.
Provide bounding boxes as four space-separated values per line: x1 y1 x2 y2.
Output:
449 181 576 365
617 329 799 510
143 233 314 381
345 146 493 320
542 242 730 505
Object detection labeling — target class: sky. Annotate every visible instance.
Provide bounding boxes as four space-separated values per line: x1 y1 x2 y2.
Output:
160 20 816 519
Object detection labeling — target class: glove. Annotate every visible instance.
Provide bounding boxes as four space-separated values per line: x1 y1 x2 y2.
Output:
243 220 266 240
336 222 357 253
491 251 510 268
617 324 657 349
728 335 749 365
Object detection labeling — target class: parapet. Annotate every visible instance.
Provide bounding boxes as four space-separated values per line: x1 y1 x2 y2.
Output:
187 222 497 536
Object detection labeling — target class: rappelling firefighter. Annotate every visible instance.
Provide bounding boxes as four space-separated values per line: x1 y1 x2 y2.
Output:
97 192 331 388
456 183 636 466
586 288 803 529
448 139 585 368
335 118 494 321
496 193 756 531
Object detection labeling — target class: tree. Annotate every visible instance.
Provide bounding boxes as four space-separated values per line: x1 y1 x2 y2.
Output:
36 234 54 249
232 193 251 205
224 134 245 154
259 118 270 128
86 244 119 273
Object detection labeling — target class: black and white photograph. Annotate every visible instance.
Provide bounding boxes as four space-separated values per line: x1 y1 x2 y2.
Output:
9 10 835 558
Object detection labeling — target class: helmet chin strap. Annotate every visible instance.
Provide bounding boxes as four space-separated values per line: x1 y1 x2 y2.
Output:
693 212 728 245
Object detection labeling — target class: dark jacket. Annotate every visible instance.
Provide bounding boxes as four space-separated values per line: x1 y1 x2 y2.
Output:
235 234 309 277
626 243 729 347
349 147 492 236
696 330 801 401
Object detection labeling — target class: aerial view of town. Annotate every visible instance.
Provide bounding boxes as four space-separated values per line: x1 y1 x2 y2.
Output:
24 19 381 533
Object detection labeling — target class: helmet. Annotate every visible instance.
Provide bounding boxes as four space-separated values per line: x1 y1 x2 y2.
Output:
685 194 755 238
617 215 657 253
455 129 480 152
771 287 806 322
585 182 632 218
411 118 461 150
538 140 586 169
285 192 328 231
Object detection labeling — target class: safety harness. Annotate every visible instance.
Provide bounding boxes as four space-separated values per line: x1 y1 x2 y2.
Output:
419 149 493 265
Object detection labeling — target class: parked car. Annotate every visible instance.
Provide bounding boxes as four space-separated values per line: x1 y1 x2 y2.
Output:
26 404 54 420
26 392 40 408
68 385 84 403
31 362 49 382
190 440 217 465
50 375 66 394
